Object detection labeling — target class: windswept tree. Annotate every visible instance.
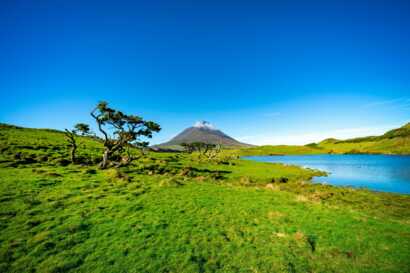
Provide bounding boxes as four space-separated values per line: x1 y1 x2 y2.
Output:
196 142 221 160
205 143 221 160
182 142 221 160
74 123 91 136
64 123 91 163
90 101 161 169
181 142 195 153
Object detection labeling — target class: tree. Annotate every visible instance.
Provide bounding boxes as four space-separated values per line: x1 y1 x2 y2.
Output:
205 143 221 160
64 129 77 164
181 143 195 153
74 123 91 136
90 101 161 169
181 142 221 160
64 123 91 163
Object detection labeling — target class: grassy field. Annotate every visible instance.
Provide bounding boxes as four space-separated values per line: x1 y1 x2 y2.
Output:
1 124 410 273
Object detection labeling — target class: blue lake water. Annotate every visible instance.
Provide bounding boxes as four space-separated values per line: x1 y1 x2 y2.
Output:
243 155 410 194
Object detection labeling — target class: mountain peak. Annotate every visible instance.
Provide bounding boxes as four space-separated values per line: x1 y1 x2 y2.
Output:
157 121 253 148
193 121 215 130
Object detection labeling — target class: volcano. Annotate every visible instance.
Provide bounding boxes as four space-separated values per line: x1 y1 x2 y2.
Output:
157 121 252 148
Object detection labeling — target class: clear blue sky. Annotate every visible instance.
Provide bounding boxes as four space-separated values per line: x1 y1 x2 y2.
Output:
1 0 409 144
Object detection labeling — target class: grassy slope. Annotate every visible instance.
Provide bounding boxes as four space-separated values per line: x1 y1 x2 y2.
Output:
237 145 324 156
1 124 410 273
237 123 410 156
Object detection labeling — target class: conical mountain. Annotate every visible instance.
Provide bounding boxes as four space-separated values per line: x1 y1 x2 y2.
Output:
158 121 252 147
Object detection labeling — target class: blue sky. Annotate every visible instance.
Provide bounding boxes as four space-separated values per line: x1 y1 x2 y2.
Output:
1 0 409 145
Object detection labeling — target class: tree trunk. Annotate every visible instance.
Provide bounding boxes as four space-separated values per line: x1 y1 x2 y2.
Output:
70 144 77 163
100 149 110 169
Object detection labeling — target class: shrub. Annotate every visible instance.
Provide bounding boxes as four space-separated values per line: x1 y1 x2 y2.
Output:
279 177 289 183
178 167 196 177
56 158 71 166
210 171 224 180
37 155 49 162
307 234 317 252
83 169 97 175
105 168 131 182
239 176 253 186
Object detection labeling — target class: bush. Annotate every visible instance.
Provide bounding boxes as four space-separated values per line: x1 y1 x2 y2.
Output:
239 176 253 186
105 169 131 182
210 171 224 180
56 158 71 166
178 167 195 177
83 169 97 175
11 155 38 166
279 177 289 183
307 234 317 252
37 155 49 162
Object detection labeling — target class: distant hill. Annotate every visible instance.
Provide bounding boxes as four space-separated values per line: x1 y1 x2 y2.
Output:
240 122 410 155
331 123 410 144
319 138 341 144
315 122 410 154
382 122 410 138
157 121 252 148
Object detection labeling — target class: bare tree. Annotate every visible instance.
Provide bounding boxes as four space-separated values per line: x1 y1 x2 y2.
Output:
64 129 77 164
64 123 91 163
90 101 161 169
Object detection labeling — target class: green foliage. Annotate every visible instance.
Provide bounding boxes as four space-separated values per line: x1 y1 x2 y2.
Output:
74 123 91 136
182 142 222 162
90 101 161 168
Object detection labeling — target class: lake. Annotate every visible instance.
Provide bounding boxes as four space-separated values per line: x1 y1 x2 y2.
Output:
243 154 410 194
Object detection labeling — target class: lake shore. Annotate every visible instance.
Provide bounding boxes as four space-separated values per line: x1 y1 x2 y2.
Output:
243 154 410 194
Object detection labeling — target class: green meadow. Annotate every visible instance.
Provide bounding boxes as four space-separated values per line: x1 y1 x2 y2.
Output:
1 124 410 273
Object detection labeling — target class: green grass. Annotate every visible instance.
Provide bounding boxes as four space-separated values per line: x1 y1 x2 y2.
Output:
237 145 324 156
1 124 410 273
